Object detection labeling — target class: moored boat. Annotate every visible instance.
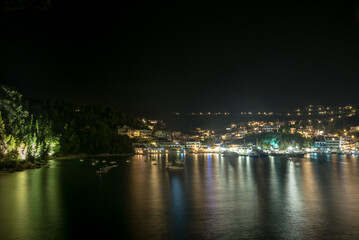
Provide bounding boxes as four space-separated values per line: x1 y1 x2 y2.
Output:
287 152 305 158
96 167 109 174
167 165 184 170
167 159 185 170
222 151 239 157
248 152 259 158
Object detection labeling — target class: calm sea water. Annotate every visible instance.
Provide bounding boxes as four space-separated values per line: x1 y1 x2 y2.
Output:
1 153 359 240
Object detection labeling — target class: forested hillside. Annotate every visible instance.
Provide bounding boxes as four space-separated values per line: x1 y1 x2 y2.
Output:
0 85 142 168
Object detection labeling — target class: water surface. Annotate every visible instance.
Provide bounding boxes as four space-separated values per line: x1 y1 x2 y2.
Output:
1 153 359 239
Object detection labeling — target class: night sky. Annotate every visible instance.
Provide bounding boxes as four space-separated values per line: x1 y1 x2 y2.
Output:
1 1 358 113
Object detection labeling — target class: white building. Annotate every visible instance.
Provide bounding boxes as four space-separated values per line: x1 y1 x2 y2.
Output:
157 142 184 148
154 130 169 139
117 125 152 138
117 125 140 138
261 125 279 133
139 129 152 137
324 136 341 150
350 126 359 133
185 141 201 148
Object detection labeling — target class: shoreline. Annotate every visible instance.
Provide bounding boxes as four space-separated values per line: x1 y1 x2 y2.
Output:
0 161 44 175
0 153 134 174
52 153 134 160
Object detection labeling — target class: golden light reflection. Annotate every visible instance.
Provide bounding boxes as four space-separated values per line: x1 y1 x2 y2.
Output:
269 157 280 204
330 155 359 226
301 159 323 235
285 163 303 222
15 172 29 228
129 154 170 235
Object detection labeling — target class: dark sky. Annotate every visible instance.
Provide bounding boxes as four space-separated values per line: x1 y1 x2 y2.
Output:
1 1 358 113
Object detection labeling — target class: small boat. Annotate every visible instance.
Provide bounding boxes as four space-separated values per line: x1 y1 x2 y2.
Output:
102 160 106 163
126 160 130 163
222 151 239 157
287 152 305 158
96 166 110 174
80 159 84 162
269 151 286 156
167 164 184 170
167 160 185 170
110 161 116 164
91 162 96 166
174 160 184 165
249 152 259 158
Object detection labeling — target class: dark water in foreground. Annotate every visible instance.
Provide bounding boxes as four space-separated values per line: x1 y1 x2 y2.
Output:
1 153 359 240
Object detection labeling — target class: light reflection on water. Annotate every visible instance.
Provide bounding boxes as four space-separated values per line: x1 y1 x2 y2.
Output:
1 153 359 239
